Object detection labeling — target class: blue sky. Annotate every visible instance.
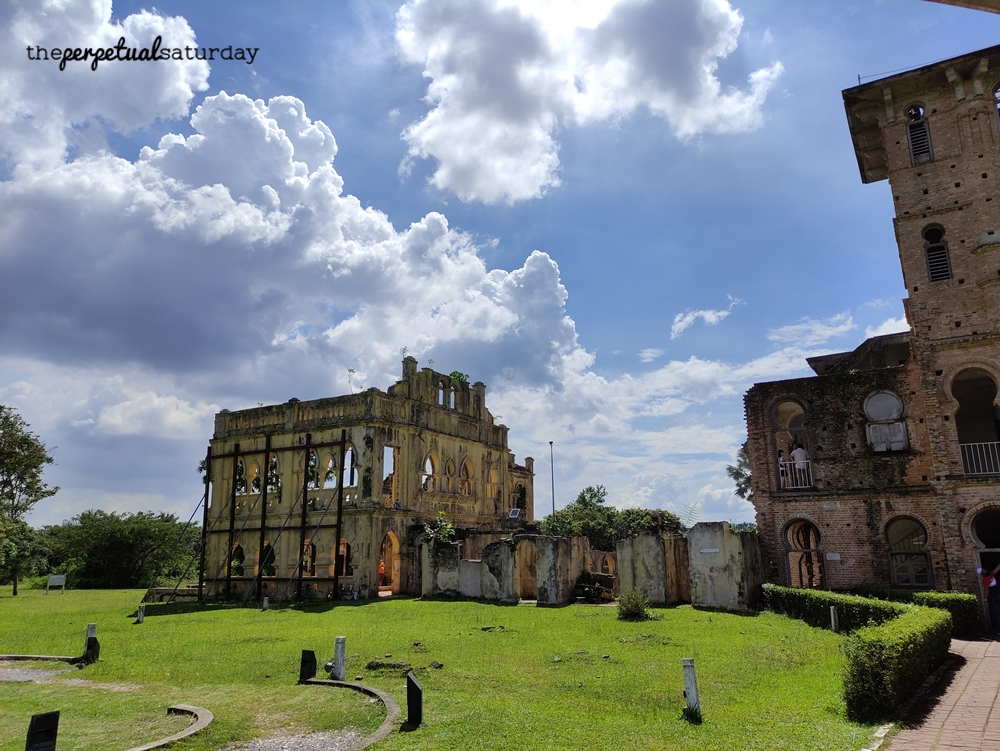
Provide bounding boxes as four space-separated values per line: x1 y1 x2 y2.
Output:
3 0 999 527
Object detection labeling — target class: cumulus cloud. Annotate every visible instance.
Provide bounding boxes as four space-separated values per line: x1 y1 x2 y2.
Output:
96 391 219 439
670 295 742 339
1 0 209 171
639 348 664 362
865 315 910 338
396 0 783 203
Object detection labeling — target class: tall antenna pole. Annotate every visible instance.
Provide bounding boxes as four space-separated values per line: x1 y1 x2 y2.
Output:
549 441 555 518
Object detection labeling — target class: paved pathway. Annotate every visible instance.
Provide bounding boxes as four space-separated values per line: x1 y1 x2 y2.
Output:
886 638 1000 750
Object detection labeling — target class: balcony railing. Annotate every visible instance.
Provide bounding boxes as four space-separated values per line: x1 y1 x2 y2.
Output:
961 442 1000 475
778 460 813 489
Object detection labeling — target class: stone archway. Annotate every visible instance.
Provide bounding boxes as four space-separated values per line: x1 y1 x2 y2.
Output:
379 531 401 596
973 506 1000 575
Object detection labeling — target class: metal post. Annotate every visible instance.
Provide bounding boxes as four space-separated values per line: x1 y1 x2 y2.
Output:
332 430 347 599
257 434 271 603
297 434 312 602
406 670 423 727
830 605 839 633
198 446 211 603
299 649 317 683
682 658 702 724
549 441 555 517
225 443 240 599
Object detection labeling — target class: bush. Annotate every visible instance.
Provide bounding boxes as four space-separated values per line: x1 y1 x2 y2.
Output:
618 587 651 621
843 606 952 722
762 584 907 632
911 591 980 638
764 584 953 722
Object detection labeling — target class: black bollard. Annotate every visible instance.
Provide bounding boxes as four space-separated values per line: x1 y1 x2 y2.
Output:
82 636 100 666
299 650 317 683
25 711 59 751
406 670 423 727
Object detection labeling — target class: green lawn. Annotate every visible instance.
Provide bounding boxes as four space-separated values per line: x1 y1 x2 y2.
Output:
0 589 874 750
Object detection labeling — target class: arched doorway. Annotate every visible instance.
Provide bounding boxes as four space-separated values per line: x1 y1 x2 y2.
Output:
773 401 812 489
973 507 1000 575
954 369 1000 474
785 520 823 588
379 531 401 596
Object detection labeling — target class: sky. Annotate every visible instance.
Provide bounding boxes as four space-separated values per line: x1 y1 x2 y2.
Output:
3 0 1000 528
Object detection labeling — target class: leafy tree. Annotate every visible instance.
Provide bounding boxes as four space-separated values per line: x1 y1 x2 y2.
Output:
726 446 752 500
0 519 46 595
540 485 680 552
39 510 199 589
0 405 58 523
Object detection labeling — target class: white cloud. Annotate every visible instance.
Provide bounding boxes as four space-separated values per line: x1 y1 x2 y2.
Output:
96 391 218 440
639 348 664 362
396 0 783 203
864 316 910 338
670 296 742 339
767 312 857 348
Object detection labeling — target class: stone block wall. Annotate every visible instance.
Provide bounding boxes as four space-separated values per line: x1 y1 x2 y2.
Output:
688 522 763 611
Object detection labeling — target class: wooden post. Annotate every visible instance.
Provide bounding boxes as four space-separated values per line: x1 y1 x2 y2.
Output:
225 443 240 599
198 446 211 603
682 658 702 724
332 430 347 599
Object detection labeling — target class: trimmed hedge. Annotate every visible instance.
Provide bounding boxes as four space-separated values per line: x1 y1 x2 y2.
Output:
843 606 952 722
846 586 981 638
764 584 952 721
762 584 908 632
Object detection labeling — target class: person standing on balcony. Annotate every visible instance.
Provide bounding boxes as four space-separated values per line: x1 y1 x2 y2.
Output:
777 450 788 488
790 444 810 486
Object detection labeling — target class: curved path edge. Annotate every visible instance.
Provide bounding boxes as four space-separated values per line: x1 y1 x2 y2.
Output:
303 678 402 750
125 704 214 751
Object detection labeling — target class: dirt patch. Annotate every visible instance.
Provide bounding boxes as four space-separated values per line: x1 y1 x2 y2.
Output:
59 677 142 692
223 728 363 751
0 660 76 682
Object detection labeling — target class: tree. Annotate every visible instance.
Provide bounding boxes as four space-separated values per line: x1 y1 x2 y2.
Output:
0 406 57 594
0 406 58 522
449 371 469 383
0 519 46 595
726 446 752 500
39 510 199 589
540 485 680 552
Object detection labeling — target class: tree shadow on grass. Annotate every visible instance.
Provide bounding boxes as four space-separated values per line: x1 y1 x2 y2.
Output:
897 654 967 730
690 605 762 617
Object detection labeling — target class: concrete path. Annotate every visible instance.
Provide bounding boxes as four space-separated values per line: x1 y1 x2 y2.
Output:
885 638 1000 750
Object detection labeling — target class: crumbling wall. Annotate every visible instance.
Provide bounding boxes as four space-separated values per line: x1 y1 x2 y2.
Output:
616 533 690 605
664 535 691 603
421 541 461 596
688 522 762 611
534 536 590 605
420 539 517 602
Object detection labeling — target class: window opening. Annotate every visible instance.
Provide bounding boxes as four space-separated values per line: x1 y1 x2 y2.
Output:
438 383 446 406
864 391 908 452
955 369 1000 474
249 462 261 494
342 446 356 487
382 446 399 502
774 401 812 489
422 453 438 492
305 449 320 490
886 518 930 587
322 454 337 489
234 457 247 496
784 520 823 588
459 459 473 496
266 454 281 502
923 226 952 282
230 543 245 577
301 541 316 577
259 541 276 577
449 389 456 410
907 104 933 164
336 539 353 577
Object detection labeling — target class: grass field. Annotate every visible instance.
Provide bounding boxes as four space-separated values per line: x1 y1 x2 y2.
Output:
0 589 875 750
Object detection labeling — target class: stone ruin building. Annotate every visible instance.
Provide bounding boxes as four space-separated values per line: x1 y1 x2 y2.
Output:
198 357 534 602
746 43 1000 599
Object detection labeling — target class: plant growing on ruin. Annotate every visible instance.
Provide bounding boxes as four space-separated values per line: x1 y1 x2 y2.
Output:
617 587 651 621
449 370 469 383
424 511 456 543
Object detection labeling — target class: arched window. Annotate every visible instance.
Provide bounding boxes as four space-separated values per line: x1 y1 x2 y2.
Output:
249 462 261 494
773 401 812 489
906 104 933 164
923 225 952 282
864 391 907 452
305 449 320 490
234 457 247 496
955 368 1000 474
785 520 823 589
449 389 456 410
266 454 282 502
321 454 337 489
438 383 446 406
230 543 245 577
422 453 438 492
342 446 357 487
259 541 275 577
459 459 473 496
887 517 931 588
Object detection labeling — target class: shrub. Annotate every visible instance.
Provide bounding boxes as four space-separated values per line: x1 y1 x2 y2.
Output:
911 591 980 638
762 584 907 632
618 587 651 621
843 606 952 722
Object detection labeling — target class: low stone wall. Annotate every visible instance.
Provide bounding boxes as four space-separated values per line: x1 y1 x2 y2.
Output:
688 521 763 611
